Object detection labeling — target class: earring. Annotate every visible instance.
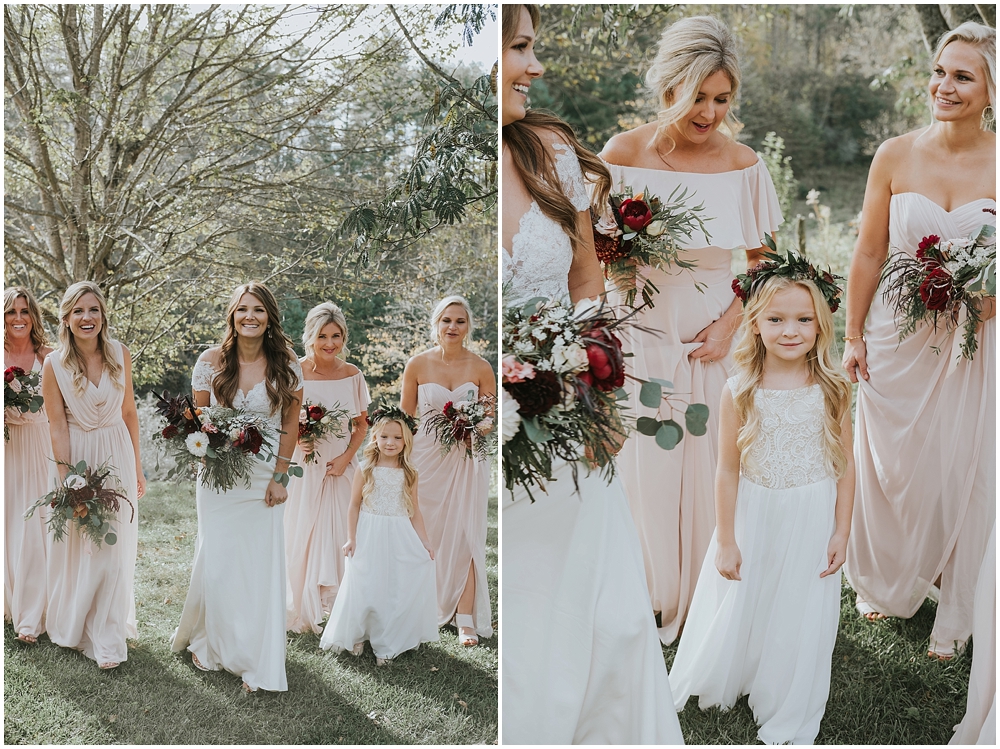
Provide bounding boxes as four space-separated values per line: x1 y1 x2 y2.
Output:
982 105 995 131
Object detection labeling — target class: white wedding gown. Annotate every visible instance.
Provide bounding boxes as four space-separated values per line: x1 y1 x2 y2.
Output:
171 358 302 692
502 141 684 745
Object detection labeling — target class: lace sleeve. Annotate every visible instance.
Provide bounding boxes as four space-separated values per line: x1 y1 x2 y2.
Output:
289 358 303 391
552 143 591 212
191 359 216 393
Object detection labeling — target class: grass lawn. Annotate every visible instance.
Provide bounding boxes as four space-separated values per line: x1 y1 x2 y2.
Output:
664 580 974 745
4 479 498 745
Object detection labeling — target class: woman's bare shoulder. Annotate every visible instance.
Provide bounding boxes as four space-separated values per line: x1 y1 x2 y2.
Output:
198 347 222 367
601 124 658 165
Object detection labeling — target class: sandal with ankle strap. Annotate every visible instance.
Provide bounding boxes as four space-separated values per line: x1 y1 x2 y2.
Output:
455 613 478 647
16 633 37 645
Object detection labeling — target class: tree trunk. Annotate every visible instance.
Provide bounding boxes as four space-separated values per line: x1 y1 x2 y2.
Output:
913 4 950 52
974 4 996 27
943 5 986 26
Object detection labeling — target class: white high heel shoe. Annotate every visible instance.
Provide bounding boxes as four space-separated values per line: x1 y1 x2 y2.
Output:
455 613 478 647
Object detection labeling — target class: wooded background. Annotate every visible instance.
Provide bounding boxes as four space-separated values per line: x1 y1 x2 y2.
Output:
4 3 498 399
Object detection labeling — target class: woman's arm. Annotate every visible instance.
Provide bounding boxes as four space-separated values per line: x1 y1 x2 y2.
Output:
821 408 856 578
567 209 607 303
327 414 367 477
714 385 742 580
265 385 303 507
408 476 434 560
343 469 363 557
843 142 896 382
400 358 420 417
41 357 71 481
119 346 146 499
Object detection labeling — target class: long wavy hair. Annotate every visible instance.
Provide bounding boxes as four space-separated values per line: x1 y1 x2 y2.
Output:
4 286 49 353
302 301 350 367
430 294 474 345
730 276 851 480
213 282 299 415
57 281 123 394
359 417 418 517
502 4 611 255
646 16 744 156
932 21 996 131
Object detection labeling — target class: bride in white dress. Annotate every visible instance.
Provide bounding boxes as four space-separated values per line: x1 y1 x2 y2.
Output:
501 5 683 744
172 282 303 692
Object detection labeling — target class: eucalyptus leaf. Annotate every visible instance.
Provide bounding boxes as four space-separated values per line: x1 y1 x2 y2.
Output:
64 506 75 519
100 521 111 533
685 403 710 436
655 420 683 450
521 417 552 443
91 514 101 527
649 377 674 390
636 416 660 436
205 446 217 458
75 460 87 473
104 532 117 546
639 380 662 409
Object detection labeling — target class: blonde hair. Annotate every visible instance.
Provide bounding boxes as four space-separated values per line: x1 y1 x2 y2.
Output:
933 21 996 130
646 16 744 155
730 276 851 480
302 302 350 363
359 418 418 517
57 281 123 394
430 295 474 345
4 286 49 353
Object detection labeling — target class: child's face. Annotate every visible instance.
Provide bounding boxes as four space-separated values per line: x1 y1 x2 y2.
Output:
376 420 406 458
753 285 819 364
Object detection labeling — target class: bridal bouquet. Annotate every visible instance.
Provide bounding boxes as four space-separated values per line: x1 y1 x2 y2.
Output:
154 392 291 492
882 217 996 361
298 400 349 465
423 391 497 461
4 365 44 441
593 184 711 308
25 460 133 548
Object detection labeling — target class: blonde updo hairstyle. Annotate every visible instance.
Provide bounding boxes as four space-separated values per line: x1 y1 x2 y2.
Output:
646 16 744 155
359 417 418 517
730 275 852 481
932 21 996 131
57 281 123 394
302 302 350 364
4 286 49 353
430 295 474 345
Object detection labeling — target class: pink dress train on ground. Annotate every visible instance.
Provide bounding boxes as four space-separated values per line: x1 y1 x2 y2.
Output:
45 342 139 664
846 194 995 652
5 355 52 638
604 157 783 644
285 370 369 633
411 381 493 637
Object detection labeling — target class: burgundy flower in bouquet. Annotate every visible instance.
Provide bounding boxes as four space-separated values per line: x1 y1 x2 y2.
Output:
423 391 497 460
296 399 349 464
577 326 625 392
4 365 44 441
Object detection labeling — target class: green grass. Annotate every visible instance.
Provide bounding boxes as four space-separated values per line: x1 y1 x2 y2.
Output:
4 480 498 745
664 580 973 745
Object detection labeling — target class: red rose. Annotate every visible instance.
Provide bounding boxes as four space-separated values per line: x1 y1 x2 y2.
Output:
731 278 747 301
4 366 24 382
619 198 653 232
235 426 265 455
918 235 940 252
307 405 324 421
581 326 626 392
162 425 179 439
919 267 953 311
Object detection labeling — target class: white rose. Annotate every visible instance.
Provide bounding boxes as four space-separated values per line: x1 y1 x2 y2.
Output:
552 341 589 374
64 474 87 490
186 432 208 457
594 212 622 238
320 414 332 424
229 427 242 441
501 390 521 444
8 378 22 393
645 220 666 237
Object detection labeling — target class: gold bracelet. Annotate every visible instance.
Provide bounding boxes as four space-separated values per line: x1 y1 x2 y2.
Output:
843 334 865 342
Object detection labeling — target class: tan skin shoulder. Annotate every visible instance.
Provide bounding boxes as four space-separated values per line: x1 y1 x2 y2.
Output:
600 124 658 166
198 347 222 369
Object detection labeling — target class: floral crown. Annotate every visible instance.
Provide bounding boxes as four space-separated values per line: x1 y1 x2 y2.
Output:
366 402 419 435
732 237 843 313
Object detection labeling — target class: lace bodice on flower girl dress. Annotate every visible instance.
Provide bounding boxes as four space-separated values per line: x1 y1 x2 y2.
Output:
191 358 303 433
502 142 592 307
732 378 830 490
362 467 410 518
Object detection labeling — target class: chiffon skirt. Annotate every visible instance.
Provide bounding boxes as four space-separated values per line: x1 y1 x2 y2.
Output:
5 419 52 637
46 422 139 664
319 511 438 659
670 477 840 745
503 460 684 745
172 459 287 691
285 444 356 633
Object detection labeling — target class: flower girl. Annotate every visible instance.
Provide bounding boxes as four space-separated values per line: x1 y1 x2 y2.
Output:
669 255 854 745
319 405 438 665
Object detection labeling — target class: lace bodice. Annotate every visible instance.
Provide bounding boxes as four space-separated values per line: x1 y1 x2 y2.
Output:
735 379 831 490
503 142 591 307
362 466 410 517
191 357 303 433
